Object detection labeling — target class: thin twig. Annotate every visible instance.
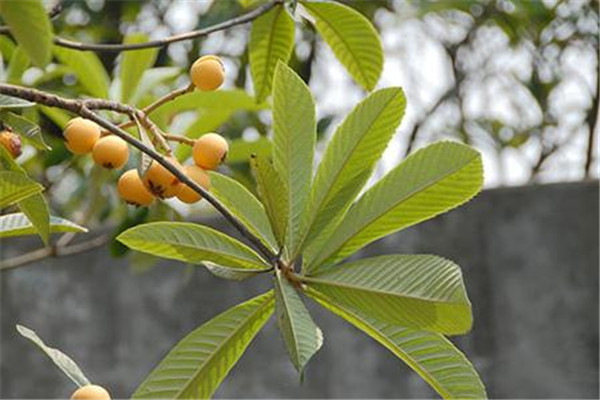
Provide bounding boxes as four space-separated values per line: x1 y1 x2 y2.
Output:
584 74 599 177
0 234 108 271
49 1 282 52
119 84 195 130
0 83 278 265
163 133 196 146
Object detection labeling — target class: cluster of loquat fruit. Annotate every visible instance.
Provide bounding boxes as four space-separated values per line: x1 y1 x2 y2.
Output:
60 55 229 209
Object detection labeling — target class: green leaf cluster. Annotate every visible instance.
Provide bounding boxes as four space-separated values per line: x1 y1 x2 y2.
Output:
118 61 486 399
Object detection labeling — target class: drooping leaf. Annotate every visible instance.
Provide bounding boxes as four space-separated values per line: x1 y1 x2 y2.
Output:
0 94 34 109
0 0 53 67
16 324 91 388
272 61 316 258
117 221 270 270
274 269 323 373
250 154 288 248
17 194 50 244
0 171 43 208
132 291 275 399
301 1 383 91
301 88 406 271
303 255 472 335
308 289 487 399
204 262 268 281
227 137 272 164
7 46 30 84
120 33 158 103
54 46 110 99
209 172 278 252
0 110 50 150
308 141 483 268
249 5 295 102
0 213 87 239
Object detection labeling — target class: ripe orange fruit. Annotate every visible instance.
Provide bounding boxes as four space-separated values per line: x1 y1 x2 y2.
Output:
70 384 111 400
192 133 228 170
190 55 225 91
0 130 22 158
118 169 154 207
63 117 101 155
142 157 182 198
92 136 129 169
176 165 211 204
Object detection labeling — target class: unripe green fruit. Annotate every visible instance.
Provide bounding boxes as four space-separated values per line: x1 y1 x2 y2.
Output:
176 165 211 204
190 55 225 91
70 384 111 400
118 169 155 207
192 133 228 170
92 136 129 169
64 117 101 155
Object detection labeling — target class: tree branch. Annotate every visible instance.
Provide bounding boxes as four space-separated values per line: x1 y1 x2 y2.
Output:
49 1 282 52
0 234 108 271
584 72 599 177
0 83 278 265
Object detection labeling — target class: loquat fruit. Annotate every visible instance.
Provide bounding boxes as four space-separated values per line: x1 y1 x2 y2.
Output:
142 157 182 198
92 136 129 169
176 165 211 204
192 133 228 170
70 384 111 400
0 130 22 158
118 169 154 207
190 55 225 91
63 117 101 155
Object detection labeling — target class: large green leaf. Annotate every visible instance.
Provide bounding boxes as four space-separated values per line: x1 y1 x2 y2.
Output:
0 171 43 208
0 213 87 239
0 0 53 67
120 33 158 103
303 255 472 335
209 172 278 252
272 61 316 258
6 46 30 84
274 269 323 373
117 222 270 270
158 90 266 115
16 324 91 388
301 87 406 272
308 141 483 268
132 291 275 399
17 194 50 244
249 5 295 103
0 110 50 150
227 137 272 164
250 154 288 248
54 46 110 98
301 1 383 91
308 289 487 399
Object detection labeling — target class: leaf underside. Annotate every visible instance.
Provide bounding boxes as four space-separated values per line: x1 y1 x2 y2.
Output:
132 291 275 399
307 289 487 399
0 213 87 239
306 254 472 335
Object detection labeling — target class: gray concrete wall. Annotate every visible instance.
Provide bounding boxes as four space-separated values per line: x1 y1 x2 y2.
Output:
0 181 598 399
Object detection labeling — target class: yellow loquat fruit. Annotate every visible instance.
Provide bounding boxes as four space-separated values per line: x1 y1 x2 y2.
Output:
92 136 129 169
192 133 228 170
70 384 111 400
142 157 182 198
63 117 101 155
176 165 211 204
118 169 155 207
189 55 225 91
0 130 22 158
